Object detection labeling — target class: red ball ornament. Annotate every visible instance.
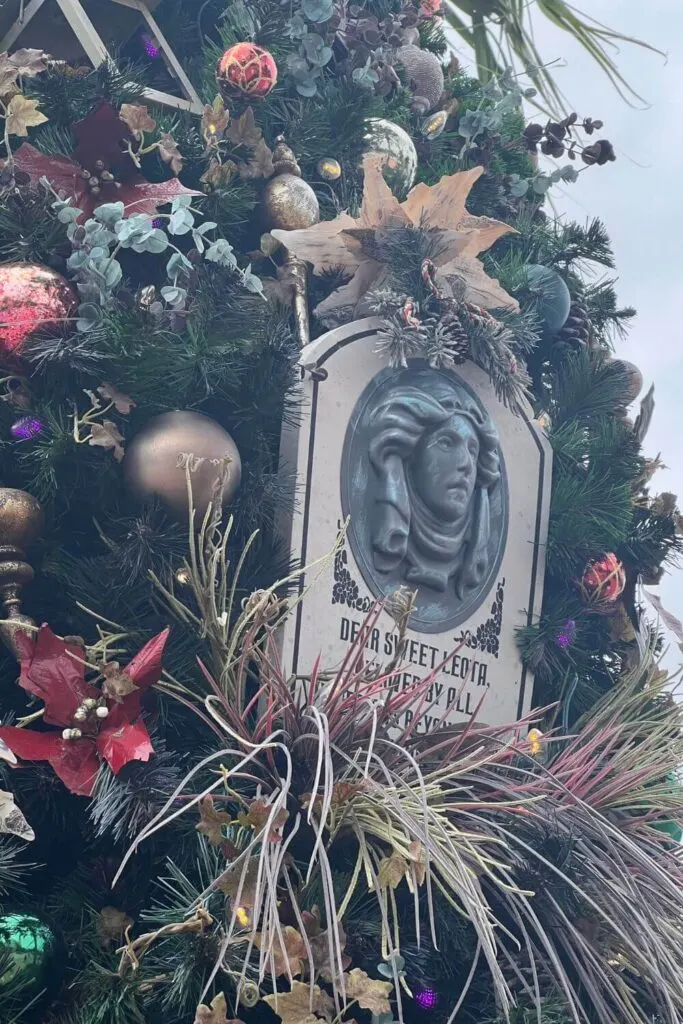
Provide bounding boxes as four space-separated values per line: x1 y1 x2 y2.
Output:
216 43 278 99
0 263 76 360
578 553 626 612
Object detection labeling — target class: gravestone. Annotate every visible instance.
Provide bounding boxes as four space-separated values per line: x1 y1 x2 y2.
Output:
278 318 552 730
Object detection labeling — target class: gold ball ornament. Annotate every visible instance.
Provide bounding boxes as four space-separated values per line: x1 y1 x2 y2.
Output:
262 137 320 231
609 358 644 405
123 412 241 521
363 119 418 193
317 157 342 181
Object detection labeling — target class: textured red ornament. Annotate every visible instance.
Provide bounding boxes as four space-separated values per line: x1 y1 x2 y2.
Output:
579 553 626 611
217 43 278 98
0 624 170 795
0 263 77 358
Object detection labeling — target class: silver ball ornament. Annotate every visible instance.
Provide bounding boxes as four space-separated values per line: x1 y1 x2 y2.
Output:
363 119 418 193
124 411 242 522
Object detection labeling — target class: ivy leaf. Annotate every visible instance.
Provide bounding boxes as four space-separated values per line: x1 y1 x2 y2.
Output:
205 238 237 269
345 969 393 1016
226 107 262 149
89 420 125 462
158 131 184 175
119 103 156 137
263 981 334 1024
377 852 408 890
0 789 34 841
201 158 236 190
217 858 259 910
5 94 47 136
194 993 244 1024
196 795 232 846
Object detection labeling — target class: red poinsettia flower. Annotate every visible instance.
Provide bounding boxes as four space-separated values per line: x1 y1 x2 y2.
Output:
0 624 169 797
10 102 200 221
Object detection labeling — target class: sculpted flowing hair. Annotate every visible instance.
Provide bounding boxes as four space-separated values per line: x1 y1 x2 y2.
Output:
367 386 501 596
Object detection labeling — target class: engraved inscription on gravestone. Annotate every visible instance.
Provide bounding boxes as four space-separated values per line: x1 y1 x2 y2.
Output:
278 318 552 729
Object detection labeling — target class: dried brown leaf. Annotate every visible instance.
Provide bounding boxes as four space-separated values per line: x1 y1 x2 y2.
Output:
101 661 138 701
119 103 156 137
377 852 408 890
8 48 47 77
98 905 133 948
263 981 334 1024
89 420 124 462
97 382 135 415
202 96 230 139
217 858 259 909
196 795 232 846
201 158 236 190
237 138 274 181
405 840 427 886
226 107 262 148
237 797 288 840
0 789 33 841
255 926 307 977
345 968 392 1015
194 992 243 1024
6 94 47 136
158 131 184 175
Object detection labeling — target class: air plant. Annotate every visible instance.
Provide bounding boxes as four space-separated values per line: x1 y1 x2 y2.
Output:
111 469 683 1024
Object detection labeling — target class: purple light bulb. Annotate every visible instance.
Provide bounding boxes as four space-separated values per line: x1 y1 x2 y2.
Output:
415 987 439 1010
11 415 44 441
555 618 576 650
142 33 161 59
152 218 164 229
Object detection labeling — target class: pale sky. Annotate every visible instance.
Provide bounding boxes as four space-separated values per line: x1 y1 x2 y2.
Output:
452 2 683 663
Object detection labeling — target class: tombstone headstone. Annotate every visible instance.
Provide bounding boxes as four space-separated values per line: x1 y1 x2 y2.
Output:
278 318 552 730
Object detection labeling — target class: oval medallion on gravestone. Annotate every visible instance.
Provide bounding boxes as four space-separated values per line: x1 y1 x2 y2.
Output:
341 363 509 633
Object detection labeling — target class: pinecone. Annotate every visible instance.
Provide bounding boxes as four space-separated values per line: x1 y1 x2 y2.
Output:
555 298 593 348
437 306 470 364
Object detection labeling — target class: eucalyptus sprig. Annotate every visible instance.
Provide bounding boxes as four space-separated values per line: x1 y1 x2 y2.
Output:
51 194 264 332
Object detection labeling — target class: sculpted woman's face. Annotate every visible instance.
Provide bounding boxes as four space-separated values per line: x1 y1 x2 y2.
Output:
411 415 479 522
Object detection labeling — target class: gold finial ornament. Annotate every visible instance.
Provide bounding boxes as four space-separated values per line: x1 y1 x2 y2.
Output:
0 488 44 658
262 136 319 347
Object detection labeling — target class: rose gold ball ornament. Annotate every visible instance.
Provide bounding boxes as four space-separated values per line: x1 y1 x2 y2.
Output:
0 263 77 361
262 137 320 231
123 412 241 521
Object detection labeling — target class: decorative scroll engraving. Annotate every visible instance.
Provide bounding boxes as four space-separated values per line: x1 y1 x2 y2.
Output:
341 365 508 634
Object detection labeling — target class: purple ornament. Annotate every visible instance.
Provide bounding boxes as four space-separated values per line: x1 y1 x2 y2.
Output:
152 218 164 229
142 33 161 59
414 987 439 1011
11 415 44 441
555 618 576 650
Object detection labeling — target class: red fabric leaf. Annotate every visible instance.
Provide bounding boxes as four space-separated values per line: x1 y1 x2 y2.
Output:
96 718 154 775
71 102 135 180
112 178 203 219
120 627 169 719
17 625 98 727
0 726 99 796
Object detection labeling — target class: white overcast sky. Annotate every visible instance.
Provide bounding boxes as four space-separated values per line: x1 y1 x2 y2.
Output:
452 2 683 662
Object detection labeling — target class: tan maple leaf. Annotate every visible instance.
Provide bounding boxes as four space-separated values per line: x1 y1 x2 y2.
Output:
89 420 125 462
201 158 237 190
237 138 274 180
119 103 157 137
97 906 134 948
217 858 259 910
345 968 393 1016
196 795 232 846
0 789 34 841
263 981 334 1024
97 382 136 415
377 852 408 890
271 155 517 323
254 926 307 977
158 131 184 175
194 992 244 1024
5 94 47 136
202 95 230 140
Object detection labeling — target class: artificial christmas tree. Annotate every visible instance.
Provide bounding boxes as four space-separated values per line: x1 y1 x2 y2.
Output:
0 4 680 1024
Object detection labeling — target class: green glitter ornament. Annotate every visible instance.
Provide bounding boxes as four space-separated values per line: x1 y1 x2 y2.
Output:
0 912 61 999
